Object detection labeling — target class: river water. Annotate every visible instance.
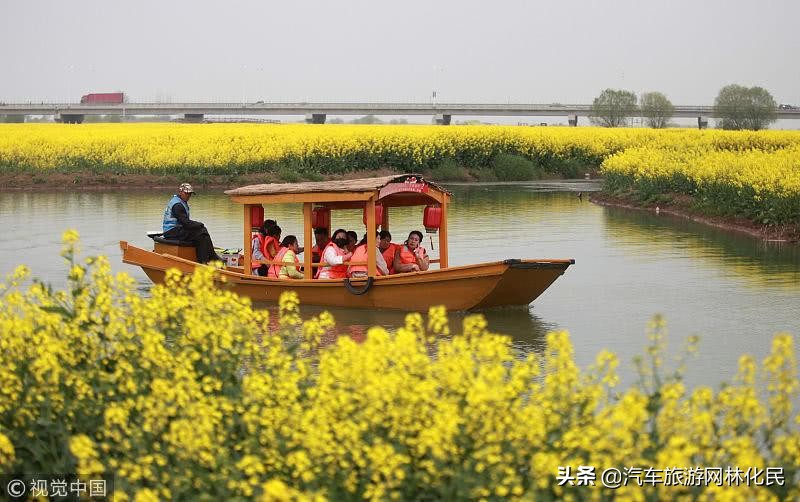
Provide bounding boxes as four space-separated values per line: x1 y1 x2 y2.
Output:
2 181 798 388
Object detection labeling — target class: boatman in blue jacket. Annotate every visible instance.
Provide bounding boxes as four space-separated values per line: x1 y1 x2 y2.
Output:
162 183 224 264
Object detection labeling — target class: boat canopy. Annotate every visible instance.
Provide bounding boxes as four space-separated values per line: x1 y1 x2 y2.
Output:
225 174 451 278
224 174 451 207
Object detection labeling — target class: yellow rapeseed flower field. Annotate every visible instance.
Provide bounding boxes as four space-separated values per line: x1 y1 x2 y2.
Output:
0 123 643 173
1 123 799 222
0 232 798 500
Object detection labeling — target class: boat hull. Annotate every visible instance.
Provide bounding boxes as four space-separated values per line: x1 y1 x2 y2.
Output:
121 241 573 311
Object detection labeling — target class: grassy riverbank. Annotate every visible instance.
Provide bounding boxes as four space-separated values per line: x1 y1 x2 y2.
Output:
591 191 800 242
599 138 800 240
1 234 798 500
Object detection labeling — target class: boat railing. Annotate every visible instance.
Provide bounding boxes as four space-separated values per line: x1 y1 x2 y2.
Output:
252 259 442 267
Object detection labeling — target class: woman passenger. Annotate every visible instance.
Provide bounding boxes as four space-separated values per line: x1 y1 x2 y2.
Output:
346 230 358 253
393 230 429 273
378 230 397 274
267 235 304 279
316 228 353 279
348 233 389 278
262 224 282 264
251 219 278 276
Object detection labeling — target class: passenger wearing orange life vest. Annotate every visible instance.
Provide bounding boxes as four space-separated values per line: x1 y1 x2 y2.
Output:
261 223 281 263
316 228 353 279
378 230 398 274
268 235 304 279
251 219 277 276
348 233 390 278
311 227 329 265
346 230 358 253
393 230 429 273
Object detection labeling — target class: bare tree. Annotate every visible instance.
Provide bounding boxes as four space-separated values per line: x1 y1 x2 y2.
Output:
589 89 638 127
640 92 674 128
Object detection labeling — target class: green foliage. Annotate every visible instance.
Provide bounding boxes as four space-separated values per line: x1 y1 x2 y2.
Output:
350 114 384 124
428 158 469 181
640 92 675 128
492 153 542 181
277 164 302 182
602 172 800 226
469 167 498 182
0 114 25 123
714 84 777 131
590 89 639 127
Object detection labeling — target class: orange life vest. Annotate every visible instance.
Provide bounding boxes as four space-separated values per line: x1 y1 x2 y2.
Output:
348 244 368 276
381 243 398 274
398 245 426 265
349 245 387 277
268 247 298 278
262 236 279 260
316 241 348 279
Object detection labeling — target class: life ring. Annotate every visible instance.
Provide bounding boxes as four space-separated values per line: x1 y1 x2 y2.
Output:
344 277 374 295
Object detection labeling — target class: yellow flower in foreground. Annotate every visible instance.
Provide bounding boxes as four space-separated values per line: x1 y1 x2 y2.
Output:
0 432 14 468
0 238 796 500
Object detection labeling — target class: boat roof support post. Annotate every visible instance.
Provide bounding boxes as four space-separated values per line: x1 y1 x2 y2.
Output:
366 198 377 277
382 206 389 231
303 202 313 279
439 200 448 269
243 204 253 275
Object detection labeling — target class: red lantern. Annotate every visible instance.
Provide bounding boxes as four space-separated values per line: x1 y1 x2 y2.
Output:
423 205 442 233
312 207 330 229
250 205 264 230
363 204 384 227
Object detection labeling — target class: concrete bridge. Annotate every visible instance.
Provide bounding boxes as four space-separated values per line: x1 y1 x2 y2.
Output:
3 102 800 125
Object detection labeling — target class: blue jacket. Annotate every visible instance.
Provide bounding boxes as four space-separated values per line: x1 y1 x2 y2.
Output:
162 195 190 233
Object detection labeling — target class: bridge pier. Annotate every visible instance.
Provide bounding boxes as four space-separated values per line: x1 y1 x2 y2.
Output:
568 114 578 127
184 113 204 123
434 114 451 125
305 113 327 124
697 116 708 130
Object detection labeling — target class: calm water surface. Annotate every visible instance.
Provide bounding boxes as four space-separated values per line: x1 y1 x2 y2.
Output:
2 181 798 387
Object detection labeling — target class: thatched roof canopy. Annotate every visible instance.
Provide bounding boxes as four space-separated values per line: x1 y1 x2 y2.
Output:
224 174 450 197
225 174 451 207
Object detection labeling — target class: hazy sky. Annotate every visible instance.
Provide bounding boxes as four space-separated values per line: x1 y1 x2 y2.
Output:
2 0 799 105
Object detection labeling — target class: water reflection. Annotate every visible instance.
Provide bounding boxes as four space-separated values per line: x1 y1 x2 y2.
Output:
253 302 554 357
601 205 800 289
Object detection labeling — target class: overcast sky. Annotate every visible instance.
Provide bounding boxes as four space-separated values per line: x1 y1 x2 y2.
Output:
2 0 799 105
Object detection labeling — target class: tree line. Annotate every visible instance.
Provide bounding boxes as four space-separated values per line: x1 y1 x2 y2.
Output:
589 85 780 130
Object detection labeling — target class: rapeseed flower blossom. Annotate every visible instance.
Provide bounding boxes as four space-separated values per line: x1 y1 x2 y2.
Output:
0 232 797 499
2 123 799 224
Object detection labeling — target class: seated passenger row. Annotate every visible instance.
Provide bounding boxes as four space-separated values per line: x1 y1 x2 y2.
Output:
251 219 429 280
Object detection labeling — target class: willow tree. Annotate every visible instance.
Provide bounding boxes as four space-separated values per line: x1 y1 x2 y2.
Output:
640 92 674 128
589 89 638 127
713 84 777 130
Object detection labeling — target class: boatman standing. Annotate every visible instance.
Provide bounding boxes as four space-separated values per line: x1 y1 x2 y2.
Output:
162 183 224 264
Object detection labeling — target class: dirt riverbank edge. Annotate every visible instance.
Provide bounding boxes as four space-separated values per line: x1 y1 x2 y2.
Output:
590 192 800 243
0 169 405 192
0 168 573 192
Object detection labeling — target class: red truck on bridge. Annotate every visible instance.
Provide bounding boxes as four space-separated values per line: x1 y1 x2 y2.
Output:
80 92 125 104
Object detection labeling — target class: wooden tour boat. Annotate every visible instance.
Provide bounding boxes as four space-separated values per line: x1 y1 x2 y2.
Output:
120 174 574 311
